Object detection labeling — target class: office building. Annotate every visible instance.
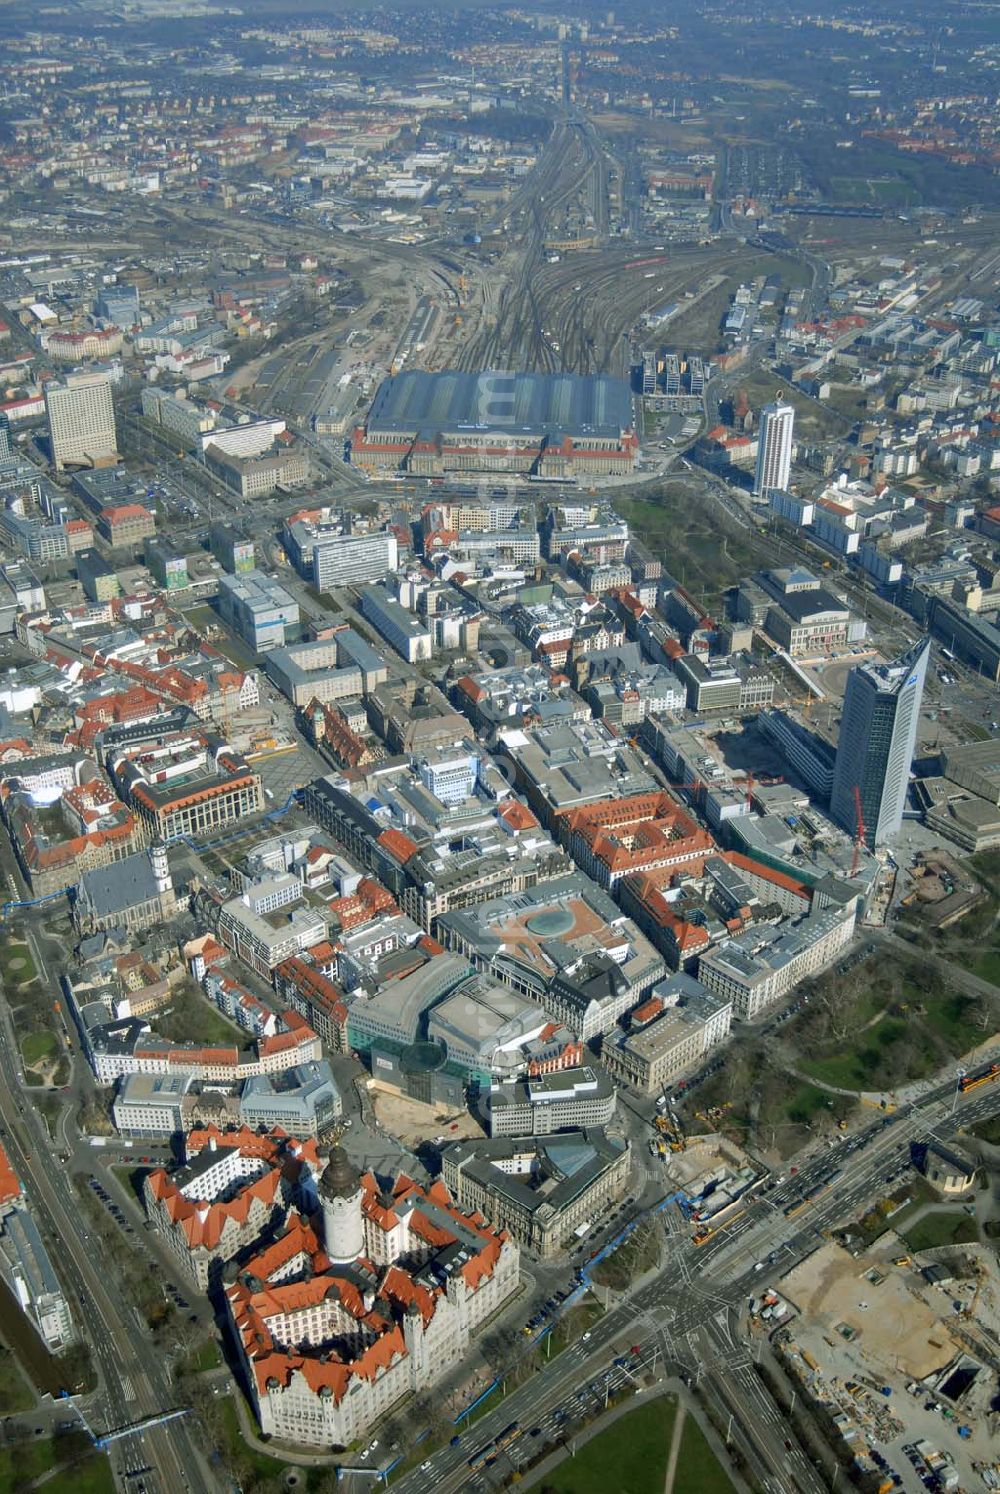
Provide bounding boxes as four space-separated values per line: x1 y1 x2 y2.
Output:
110 732 264 843
204 443 308 499
146 538 188 592
145 1128 319 1290
76 548 121 602
2 771 143 897
209 522 254 575
486 1065 616 1136
218 887 327 979
218 569 300 653
441 1128 630 1258
285 520 398 591
113 1061 341 1140
601 974 731 1095
830 638 930 848
697 904 857 1021
44 372 118 471
359 583 432 662
264 641 362 708
753 394 794 498
97 502 155 549
0 1144 75 1351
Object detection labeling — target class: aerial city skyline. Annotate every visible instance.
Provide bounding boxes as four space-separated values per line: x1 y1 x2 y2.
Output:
0 2 995 1492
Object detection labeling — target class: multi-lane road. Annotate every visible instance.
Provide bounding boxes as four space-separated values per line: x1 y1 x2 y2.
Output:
388 1071 1000 1494
0 989 220 1494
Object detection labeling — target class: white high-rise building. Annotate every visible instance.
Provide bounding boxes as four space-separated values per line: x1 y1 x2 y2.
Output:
44 372 118 471
753 393 795 498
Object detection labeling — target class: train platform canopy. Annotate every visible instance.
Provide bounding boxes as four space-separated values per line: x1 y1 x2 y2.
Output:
365 368 635 440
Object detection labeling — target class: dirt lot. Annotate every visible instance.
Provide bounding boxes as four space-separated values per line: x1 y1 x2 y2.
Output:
370 1085 485 1150
778 1238 954 1380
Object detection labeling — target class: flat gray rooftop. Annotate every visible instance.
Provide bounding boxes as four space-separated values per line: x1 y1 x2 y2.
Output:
366 369 634 439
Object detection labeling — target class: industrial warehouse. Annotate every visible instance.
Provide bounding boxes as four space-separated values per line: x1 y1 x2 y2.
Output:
349 368 639 479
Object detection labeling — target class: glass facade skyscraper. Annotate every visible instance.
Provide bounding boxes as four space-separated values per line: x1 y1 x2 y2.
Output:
830 638 930 849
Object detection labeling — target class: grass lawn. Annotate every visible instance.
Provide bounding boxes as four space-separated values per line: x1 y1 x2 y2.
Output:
183 1338 221 1375
969 1114 1000 1145
966 949 1000 987
0 1437 58 1492
675 1413 736 1494
794 957 990 1095
921 989 991 1048
214 1395 298 1481
0 941 37 986
533 1298 606 1367
0 1345 33 1415
616 491 769 605
463 1383 503 1428
21 1030 57 1067
591 1222 659 1291
799 1018 912 1090
46 1449 116 1494
784 1083 845 1125
542 1398 675 1494
902 1210 979 1253
155 987 243 1048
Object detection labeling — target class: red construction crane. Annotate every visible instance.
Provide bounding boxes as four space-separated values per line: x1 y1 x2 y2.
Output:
851 784 866 878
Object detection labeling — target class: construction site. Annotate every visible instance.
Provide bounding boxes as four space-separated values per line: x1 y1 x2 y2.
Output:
773 1236 1000 1493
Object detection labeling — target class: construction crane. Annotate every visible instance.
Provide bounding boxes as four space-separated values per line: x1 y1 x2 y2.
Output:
851 784 866 878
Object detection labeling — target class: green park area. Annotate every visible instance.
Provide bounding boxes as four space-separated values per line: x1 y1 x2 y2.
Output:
616 491 768 611
901 1210 980 1253
20 1030 57 1068
792 954 988 1094
0 1345 33 1417
155 984 245 1048
0 937 38 989
0 1432 115 1494
970 1113 1000 1145
538 1398 734 1494
206 1397 296 1490
671 1413 737 1494
590 1221 660 1292
848 1177 981 1252
686 948 992 1159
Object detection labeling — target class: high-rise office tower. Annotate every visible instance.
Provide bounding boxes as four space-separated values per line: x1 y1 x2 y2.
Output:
753 392 795 497
0 413 12 466
830 637 930 849
44 372 118 472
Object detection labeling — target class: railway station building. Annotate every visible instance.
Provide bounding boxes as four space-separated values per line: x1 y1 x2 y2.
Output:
350 369 639 480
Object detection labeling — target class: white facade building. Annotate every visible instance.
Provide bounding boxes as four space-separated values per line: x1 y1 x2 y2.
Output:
696 904 857 1021
226 1149 519 1448
45 372 118 471
753 395 795 498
